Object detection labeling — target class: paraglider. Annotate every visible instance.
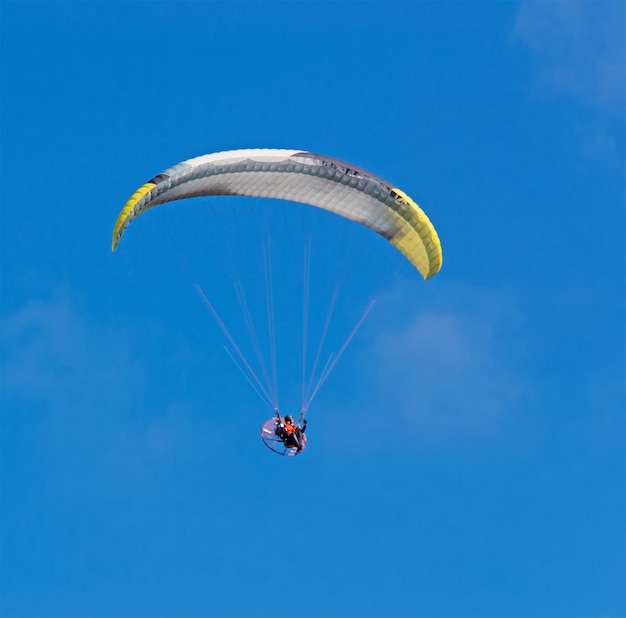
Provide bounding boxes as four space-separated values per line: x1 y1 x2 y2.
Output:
112 148 443 456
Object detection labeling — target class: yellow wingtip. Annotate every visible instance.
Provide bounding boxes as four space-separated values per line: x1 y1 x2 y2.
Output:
390 187 443 280
111 182 157 252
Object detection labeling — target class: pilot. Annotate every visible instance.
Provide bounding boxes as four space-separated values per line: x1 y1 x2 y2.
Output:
275 413 307 452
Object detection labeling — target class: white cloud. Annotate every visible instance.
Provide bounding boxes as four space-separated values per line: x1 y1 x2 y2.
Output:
356 285 526 445
514 0 625 110
1 293 201 490
1 293 140 408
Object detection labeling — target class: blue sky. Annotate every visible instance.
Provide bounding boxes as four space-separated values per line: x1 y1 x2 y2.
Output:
1 2 624 617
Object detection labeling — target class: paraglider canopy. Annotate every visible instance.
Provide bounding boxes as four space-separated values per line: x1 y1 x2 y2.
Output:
111 148 443 280
260 417 307 457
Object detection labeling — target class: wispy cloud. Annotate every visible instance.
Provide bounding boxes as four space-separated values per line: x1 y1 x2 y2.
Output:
351 285 526 445
1 292 199 490
514 0 625 111
1 293 139 408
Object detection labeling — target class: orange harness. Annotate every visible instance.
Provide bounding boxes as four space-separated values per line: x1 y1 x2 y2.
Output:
284 422 297 435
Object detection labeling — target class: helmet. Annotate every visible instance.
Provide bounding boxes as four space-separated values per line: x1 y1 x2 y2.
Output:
284 414 294 423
